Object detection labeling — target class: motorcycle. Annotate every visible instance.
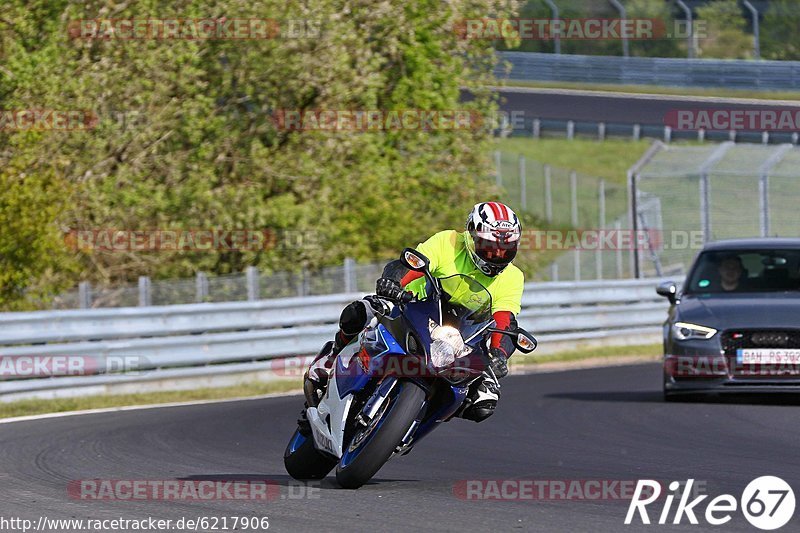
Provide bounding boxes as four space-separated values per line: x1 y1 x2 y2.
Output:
283 248 537 489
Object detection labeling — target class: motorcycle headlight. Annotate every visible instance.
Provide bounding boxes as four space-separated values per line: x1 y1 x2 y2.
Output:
672 321 717 341
429 325 472 368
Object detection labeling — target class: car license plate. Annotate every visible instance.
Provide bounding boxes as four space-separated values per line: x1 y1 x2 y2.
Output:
737 349 800 364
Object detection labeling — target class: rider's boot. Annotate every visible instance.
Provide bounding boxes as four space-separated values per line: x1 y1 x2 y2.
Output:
457 371 500 423
303 332 352 406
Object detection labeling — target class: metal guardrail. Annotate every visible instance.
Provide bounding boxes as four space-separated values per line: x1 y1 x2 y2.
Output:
0 277 679 397
497 52 800 91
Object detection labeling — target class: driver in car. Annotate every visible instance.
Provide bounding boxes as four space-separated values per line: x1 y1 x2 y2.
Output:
305 202 524 422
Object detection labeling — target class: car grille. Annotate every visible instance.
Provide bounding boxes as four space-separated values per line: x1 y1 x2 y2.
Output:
721 329 800 354
721 329 800 380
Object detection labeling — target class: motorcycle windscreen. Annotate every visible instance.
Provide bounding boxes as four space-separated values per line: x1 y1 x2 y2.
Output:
405 274 494 344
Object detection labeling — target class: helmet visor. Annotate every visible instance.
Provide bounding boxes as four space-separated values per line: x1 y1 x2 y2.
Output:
473 230 519 266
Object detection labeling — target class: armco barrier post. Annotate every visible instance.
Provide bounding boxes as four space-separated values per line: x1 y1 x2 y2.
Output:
343 257 356 293
138 276 151 306
246 266 260 301
78 281 92 309
196 272 209 303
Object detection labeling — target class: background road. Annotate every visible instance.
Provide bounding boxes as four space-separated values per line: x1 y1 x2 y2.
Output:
495 87 800 126
3 363 800 532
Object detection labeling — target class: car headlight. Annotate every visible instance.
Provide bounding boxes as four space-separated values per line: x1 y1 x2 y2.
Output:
672 321 717 341
429 325 472 368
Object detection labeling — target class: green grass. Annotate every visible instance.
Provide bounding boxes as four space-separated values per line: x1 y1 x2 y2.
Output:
495 137 652 184
503 80 800 102
0 379 300 420
511 343 662 366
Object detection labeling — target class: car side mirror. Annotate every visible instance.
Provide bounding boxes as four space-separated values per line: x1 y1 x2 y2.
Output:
656 281 679 305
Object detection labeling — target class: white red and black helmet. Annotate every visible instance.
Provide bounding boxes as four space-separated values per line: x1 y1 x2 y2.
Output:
465 202 521 276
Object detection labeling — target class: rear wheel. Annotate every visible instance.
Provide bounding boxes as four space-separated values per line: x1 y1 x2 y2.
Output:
284 414 337 480
336 381 425 489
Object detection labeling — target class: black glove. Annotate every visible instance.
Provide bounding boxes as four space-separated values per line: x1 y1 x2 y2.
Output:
488 347 509 378
375 277 413 303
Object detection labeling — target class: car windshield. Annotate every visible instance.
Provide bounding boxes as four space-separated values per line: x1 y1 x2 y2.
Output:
686 249 800 294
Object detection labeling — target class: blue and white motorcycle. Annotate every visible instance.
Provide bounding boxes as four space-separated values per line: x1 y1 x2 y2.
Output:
284 248 537 489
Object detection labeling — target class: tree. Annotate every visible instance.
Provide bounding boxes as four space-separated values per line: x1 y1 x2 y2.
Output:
0 0 517 310
695 0 752 59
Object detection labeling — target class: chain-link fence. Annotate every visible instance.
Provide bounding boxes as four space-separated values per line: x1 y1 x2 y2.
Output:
52 261 386 309
633 142 800 278
494 150 633 281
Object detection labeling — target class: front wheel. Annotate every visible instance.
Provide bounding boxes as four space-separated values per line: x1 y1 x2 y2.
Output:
284 427 337 480
336 380 426 489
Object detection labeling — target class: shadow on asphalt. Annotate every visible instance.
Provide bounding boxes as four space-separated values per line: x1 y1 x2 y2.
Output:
548 391 800 406
546 391 663 403
180 474 416 489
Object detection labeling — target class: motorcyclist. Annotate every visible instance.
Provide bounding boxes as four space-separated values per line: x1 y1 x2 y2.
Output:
305 202 524 422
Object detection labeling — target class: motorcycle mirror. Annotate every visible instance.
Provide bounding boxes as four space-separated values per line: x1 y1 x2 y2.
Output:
514 330 537 354
401 248 429 272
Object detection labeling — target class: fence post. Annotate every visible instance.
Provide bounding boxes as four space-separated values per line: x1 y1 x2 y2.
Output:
519 155 527 211
742 1 760 59
494 150 502 187
550 262 559 282
246 266 260 301
633 124 641 141
598 122 606 141
792 133 799 145
138 276 151 306
762 131 770 144
698 128 705 142
729 130 737 142
676 0 694 59
570 171 578 228
571 171 580 281
532 118 541 139
543 165 553 223
566 120 575 140
664 126 672 143
596 180 606 280
343 257 356 293
196 272 208 303
78 281 91 309
700 173 711 243
615 221 624 279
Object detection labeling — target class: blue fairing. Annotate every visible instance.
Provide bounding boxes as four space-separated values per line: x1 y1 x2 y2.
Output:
411 385 469 444
335 324 406 399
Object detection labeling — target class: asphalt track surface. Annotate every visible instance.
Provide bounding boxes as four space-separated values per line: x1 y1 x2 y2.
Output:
3 363 800 532
495 87 800 126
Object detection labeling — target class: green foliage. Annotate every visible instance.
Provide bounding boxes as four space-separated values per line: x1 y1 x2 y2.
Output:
761 0 800 60
0 0 519 310
696 0 752 59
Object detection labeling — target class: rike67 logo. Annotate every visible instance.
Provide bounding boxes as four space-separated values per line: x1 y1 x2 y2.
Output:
625 477 795 530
